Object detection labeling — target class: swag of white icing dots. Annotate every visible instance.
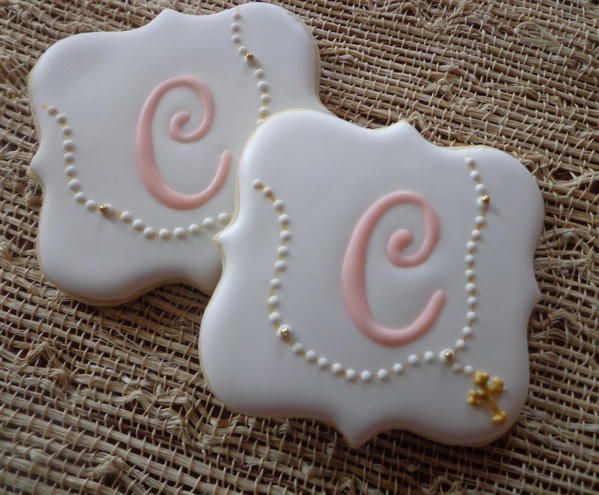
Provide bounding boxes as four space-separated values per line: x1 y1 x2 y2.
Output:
43 8 270 240
252 155 490 384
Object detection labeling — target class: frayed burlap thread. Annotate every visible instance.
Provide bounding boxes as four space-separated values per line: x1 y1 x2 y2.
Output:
0 1 597 494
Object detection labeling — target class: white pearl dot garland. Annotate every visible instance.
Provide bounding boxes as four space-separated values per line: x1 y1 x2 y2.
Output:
254 154 491 384
45 105 230 241
44 8 284 244
230 8 272 126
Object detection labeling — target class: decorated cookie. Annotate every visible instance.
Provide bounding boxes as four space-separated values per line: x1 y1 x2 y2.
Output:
200 110 544 446
29 3 326 303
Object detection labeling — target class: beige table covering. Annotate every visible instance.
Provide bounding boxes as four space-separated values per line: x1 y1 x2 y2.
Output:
0 1 597 493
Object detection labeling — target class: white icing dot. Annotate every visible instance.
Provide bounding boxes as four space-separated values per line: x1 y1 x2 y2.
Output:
465 269 475 279
477 197 488 209
218 212 231 224
455 339 466 350
377 369 389 381
292 343 304 354
331 363 343 375
475 184 486 194
392 363 404 374
462 326 473 337
238 46 248 56
254 69 265 79
268 312 281 324
471 229 482 240
46 106 57 115
159 229 171 240
305 350 317 362
64 153 74 163
267 296 279 307
280 231 292 242
56 114 67 124
464 365 474 375
408 354 419 366
74 192 85 203
424 351 435 363
261 94 271 104
188 224 200 235
132 219 145 231
467 311 477 322
465 156 475 167
203 218 215 229
278 214 289 225
360 370 372 382
465 254 475 265
232 11 241 20
468 296 477 306
273 199 284 210
257 81 269 92
317 357 329 369
262 186 272 196
85 200 97 211
278 246 289 257
231 35 241 44
65 165 77 177
143 227 155 239
345 369 356 381
270 278 281 289
174 227 186 239
470 170 480 180
68 179 81 191
475 216 485 226
231 22 240 32
274 260 287 271
62 126 72 136
63 140 74 151
259 106 270 118
466 241 477 252
120 211 133 223
252 179 264 189
466 283 476 293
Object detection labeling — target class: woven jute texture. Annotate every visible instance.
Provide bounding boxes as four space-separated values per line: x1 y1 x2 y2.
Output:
0 0 597 493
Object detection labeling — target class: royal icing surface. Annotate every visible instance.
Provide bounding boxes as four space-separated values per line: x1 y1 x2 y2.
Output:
29 4 326 303
200 110 544 447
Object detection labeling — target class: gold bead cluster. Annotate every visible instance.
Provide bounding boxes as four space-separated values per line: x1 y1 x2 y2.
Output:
467 371 507 425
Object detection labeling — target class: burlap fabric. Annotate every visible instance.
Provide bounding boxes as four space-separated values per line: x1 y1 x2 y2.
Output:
0 1 597 493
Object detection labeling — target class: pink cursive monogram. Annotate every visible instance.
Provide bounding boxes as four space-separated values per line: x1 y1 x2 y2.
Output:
341 192 446 346
135 75 231 210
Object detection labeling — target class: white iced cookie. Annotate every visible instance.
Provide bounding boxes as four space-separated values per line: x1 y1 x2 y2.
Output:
29 3 326 303
200 111 544 447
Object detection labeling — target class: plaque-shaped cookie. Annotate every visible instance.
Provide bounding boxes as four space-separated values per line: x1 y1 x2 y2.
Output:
29 4 325 303
200 111 543 446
